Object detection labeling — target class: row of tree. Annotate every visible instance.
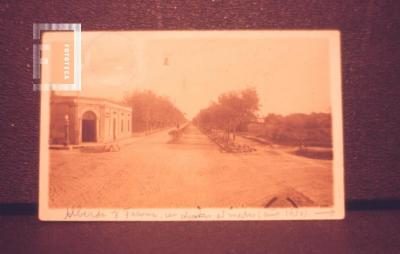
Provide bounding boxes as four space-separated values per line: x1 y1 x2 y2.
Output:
124 90 186 132
260 113 332 148
193 88 332 148
193 88 259 144
123 88 331 148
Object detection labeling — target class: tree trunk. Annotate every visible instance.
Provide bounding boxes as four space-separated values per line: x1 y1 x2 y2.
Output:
233 126 236 144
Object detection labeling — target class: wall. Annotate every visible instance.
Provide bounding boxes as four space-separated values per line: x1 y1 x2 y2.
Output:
102 105 132 143
50 96 132 145
50 97 78 145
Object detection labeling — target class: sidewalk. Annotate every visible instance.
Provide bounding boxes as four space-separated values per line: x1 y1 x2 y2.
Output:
49 127 172 151
238 133 273 145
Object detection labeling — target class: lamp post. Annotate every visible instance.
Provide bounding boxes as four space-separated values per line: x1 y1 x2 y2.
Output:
64 114 70 147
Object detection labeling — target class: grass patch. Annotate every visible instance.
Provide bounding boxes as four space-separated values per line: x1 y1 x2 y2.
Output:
293 147 332 160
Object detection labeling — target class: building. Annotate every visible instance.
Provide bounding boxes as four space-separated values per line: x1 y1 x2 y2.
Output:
50 95 132 145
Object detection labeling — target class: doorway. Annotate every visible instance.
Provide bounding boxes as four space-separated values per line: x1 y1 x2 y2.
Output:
82 111 97 142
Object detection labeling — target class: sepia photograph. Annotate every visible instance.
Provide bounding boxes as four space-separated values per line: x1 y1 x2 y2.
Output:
39 31 344 220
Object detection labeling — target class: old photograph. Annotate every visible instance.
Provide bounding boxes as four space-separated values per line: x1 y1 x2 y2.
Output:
39 31 344 220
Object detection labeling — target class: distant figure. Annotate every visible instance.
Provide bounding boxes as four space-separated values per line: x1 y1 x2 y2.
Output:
177 123 180 129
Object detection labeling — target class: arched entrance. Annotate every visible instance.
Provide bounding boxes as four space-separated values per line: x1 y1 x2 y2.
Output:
82 111 97 142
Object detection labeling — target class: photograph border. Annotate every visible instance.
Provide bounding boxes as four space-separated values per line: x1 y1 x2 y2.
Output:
39 30 344 221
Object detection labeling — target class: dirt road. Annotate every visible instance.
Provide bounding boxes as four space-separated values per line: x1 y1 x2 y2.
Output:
49 123 332 208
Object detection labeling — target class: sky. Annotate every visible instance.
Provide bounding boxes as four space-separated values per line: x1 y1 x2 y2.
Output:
49 31 335 119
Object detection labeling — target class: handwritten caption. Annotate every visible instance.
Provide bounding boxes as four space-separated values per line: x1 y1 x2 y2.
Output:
62 208 324 220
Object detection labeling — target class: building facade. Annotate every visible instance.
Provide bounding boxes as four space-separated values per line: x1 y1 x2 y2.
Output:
50 95 132 145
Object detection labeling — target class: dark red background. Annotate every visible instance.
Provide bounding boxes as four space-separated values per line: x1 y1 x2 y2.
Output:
0 0 399 253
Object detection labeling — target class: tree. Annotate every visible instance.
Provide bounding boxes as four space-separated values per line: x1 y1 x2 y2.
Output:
124 90 186 132
262 112 332 148
194 88 259 144
220 88 259 142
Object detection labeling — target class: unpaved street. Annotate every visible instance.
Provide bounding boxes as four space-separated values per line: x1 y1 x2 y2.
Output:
50 124 332 208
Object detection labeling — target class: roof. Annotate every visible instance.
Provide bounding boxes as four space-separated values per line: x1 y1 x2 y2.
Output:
51 95 132 112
